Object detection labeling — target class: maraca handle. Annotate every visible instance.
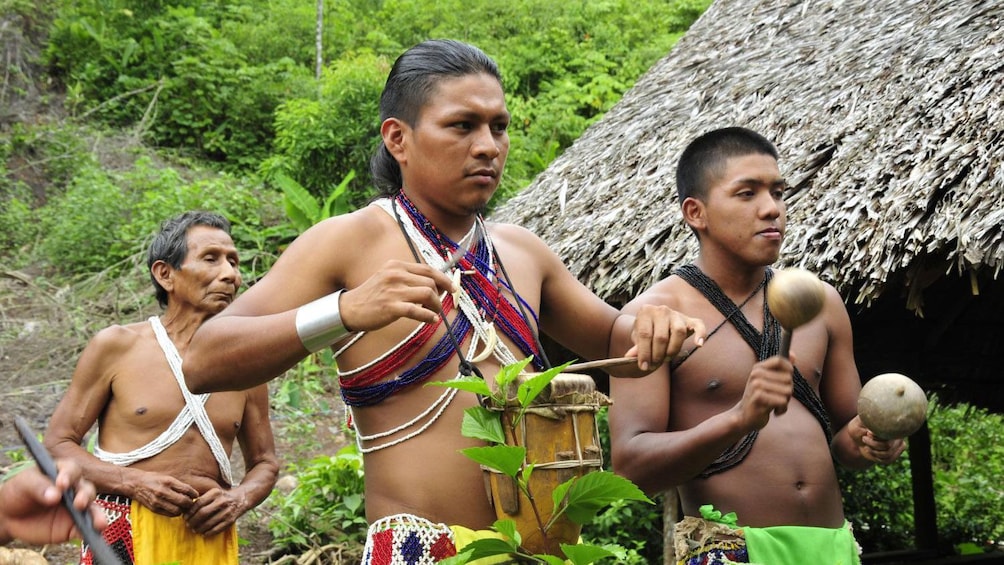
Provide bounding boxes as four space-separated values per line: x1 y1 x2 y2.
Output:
779 329 792 358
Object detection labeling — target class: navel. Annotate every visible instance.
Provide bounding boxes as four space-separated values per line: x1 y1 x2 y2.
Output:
135 407 147 415
706 379 722 391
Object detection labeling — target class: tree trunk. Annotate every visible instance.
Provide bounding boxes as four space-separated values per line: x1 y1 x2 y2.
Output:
315 0 323 80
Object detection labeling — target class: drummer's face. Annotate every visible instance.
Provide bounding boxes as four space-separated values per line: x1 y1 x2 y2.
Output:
397 73 511 216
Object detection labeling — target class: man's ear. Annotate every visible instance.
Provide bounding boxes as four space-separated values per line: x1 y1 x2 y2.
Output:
681 196 707 232
150 260 174 292
381 117 408 164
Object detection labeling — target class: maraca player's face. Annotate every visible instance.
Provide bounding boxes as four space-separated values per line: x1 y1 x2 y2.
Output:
701 153 787 267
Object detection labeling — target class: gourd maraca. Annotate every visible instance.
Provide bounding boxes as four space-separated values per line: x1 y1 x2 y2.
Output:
766 268 827 357
857 373 928 440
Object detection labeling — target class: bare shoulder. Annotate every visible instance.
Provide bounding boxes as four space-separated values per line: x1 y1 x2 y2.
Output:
87 321 150 354
623 274 690 314
294 204 395 248
485 221 548 249
237 204 396 307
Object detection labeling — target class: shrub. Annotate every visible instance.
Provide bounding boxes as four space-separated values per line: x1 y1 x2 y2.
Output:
582 407 665 564
34 154 282 280
840 397 1004 554
263 52 387 206
268 444 368 561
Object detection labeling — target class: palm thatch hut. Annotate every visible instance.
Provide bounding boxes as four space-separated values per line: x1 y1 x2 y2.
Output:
494 0 1003 410
492 0 1003 561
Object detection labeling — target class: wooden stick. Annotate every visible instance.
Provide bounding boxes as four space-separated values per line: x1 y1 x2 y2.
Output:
564 356 638 372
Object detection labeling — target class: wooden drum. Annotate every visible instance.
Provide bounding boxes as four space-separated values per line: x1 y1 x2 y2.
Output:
483 373 611 556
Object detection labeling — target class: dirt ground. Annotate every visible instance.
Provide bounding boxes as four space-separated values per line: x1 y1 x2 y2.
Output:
0 271 352 564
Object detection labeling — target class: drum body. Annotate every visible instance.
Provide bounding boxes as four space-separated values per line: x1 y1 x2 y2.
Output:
484 373 610 556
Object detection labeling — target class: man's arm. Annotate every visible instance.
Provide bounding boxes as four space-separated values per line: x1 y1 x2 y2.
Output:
45 328 200 515
818 284 906 469
184 214 455 393
504 224 701 373
609 283 794 494
184 385 279 536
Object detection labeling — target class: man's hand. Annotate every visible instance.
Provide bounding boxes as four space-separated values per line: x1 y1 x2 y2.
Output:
848 416 907 465
0 460 108 545
130 473 200 517
184 487 246 536
625 304 707 372
340 260 456 331
735 356 795 431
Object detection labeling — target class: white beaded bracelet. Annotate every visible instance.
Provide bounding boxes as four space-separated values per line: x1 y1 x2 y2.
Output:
295 290 350 353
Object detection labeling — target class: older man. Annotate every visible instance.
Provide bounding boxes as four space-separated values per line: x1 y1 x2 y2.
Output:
46 211 278 565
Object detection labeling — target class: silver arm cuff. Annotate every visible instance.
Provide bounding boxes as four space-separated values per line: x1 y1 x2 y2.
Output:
295 290 350 353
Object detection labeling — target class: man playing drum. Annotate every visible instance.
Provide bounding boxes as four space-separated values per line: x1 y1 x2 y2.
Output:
183 39 703 562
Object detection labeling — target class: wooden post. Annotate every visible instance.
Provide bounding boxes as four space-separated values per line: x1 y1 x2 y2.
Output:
663 489 680 564
909 421 938 551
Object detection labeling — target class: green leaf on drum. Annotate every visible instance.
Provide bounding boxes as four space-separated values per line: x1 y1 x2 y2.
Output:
492 519 521 545
461 445 526 478
516 362 568 408
461 406 505 444
496 356 535 392
426 375 493 398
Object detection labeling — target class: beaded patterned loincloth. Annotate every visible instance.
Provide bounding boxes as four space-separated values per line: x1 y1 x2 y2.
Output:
362 514 458 565
82 494 135 565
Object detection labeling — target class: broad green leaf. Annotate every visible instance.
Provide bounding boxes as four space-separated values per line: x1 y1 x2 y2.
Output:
522 462 535 485
535 555 566 565
492 518 521 545
461 406 505 444
427 375 493 398
561 542 616 564
437 549 474 565
563 471 652 524
551 476 574 510
320 169 355 217
457 537 520 560
461 445 526 478
516 368 560 407
274 172 319 231
495 356 534 391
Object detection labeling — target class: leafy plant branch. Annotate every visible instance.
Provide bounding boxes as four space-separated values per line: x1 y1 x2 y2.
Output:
428 357 651 564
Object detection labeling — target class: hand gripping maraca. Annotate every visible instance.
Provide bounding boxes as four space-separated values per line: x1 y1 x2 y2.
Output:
766 268 827 358
857 373 929 440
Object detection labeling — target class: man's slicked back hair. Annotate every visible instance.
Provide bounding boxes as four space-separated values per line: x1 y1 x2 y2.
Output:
675 126 779 204
147 211 231 308
370 39 503 196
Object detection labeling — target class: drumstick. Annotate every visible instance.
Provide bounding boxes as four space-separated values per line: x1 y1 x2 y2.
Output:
564 356 638 372
13 416 124 565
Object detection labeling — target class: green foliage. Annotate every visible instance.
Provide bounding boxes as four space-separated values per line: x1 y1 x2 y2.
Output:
582 407 665 564
267 444 368 557
44 0 709 199
432 359 652 563
840 396 1004 554
263 53 386 204
928 400 1004 551
27 148 279 279
46 2 315 170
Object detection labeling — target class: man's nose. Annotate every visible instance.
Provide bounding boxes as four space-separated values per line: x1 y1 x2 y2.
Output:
472 125 501 158
220 261 241 286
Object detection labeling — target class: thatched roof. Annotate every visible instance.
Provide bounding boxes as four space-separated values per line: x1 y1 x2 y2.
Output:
493 0 1003 313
